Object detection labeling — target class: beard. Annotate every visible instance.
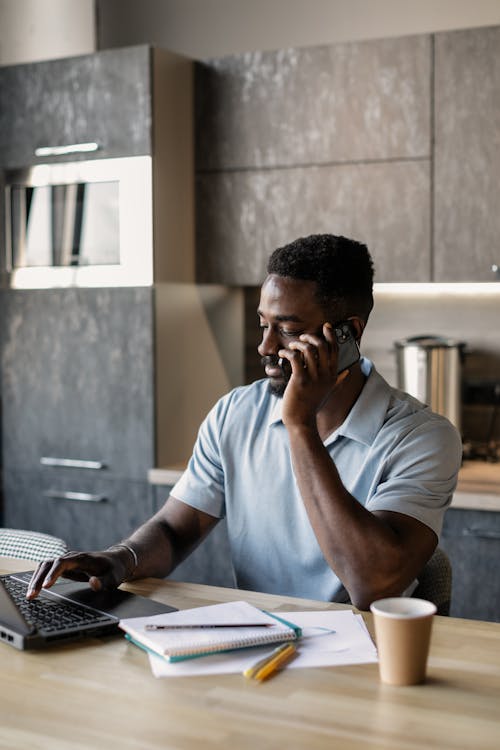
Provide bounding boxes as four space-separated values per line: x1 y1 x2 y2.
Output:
261 355 290 397
268 381 287 397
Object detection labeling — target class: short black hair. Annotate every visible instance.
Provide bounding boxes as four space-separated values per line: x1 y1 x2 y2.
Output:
267 234 374 322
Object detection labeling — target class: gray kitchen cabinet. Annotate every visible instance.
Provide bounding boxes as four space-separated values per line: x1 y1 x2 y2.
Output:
196 160 431 285
195 34 432 284
195 36 431 172
0 44 196 286
0 45 210 548
4 468 153 551
0 45 152 168
0 280 232 545
440 508 500 622
434 26 500 282
151 483 235 588
195 24 500 286
0 286 155 542
1 287 154 479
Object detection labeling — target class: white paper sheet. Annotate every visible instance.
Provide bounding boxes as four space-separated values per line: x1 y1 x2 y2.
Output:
145 609 378 678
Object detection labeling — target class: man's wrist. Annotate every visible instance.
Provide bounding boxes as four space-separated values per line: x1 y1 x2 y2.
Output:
107 543 139 579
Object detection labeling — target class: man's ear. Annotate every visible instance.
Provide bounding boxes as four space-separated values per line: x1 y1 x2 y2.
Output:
348 316 366 342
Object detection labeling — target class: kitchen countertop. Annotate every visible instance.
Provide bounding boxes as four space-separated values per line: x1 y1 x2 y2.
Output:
149 460 500 512
149 465 187 486
452 460 500 511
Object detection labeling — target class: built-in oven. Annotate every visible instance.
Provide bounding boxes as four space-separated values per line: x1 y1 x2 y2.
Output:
2 155 153 287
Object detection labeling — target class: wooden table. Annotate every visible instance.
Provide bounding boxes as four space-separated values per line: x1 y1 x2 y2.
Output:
1 556 500 750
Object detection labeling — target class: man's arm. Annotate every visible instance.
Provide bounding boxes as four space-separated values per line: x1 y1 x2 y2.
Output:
26 497 218 599
286 423 438 610
279 324 453 610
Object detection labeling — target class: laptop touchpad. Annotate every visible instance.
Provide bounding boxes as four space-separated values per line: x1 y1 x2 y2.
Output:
50 579 177 619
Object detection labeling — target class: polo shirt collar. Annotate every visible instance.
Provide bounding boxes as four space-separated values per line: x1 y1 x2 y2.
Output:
267 358 392 447
331 359 392 447
268 391 284 426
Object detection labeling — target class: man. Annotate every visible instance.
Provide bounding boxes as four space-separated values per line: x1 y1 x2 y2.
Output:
27 234 462 610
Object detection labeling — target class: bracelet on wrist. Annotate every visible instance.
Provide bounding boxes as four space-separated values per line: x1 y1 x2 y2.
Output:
108 543 139 577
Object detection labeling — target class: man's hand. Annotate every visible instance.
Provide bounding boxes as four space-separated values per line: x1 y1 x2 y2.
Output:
25 549 131 600
279 322 348 427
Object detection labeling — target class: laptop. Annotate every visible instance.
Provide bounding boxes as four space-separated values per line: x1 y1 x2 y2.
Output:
0 570 177 650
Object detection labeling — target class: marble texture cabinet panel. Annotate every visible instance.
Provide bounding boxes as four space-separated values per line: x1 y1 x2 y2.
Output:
1 287 154 479
196 35 431 170
0 45 152 168
3 468 153 550
196 160 430 284
440 507 500 622
434 26 500 281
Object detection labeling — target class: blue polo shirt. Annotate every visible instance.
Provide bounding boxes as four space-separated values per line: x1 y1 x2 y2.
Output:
171 358 462 601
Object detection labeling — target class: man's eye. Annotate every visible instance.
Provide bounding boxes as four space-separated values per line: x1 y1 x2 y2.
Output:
280 329 300 338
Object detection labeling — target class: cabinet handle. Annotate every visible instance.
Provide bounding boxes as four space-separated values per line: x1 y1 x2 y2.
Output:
43 490 107 503
40 457 106 470
462 527 500 540
35 142 99 157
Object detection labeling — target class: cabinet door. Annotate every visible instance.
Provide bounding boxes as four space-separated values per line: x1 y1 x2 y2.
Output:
434 27 500 281
1 287 154 480
3 468 153 551
196 161 430 284
440 508 500 622
0 45 152 168
195 35 432 284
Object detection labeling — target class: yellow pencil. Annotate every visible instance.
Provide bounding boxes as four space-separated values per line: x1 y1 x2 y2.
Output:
243 642 298 681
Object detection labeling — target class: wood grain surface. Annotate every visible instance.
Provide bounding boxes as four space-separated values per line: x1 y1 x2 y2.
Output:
1 557 499 749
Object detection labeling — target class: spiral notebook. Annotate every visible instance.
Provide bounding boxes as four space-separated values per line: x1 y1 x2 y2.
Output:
119 600 301 662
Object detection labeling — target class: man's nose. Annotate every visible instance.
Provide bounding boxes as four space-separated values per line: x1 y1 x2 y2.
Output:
257 326 281 357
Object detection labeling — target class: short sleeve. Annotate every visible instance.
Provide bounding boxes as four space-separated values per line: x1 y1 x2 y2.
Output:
367 417 462 537
170 395 230 518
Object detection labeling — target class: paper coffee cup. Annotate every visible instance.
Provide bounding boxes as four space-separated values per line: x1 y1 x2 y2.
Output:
370 598 436 686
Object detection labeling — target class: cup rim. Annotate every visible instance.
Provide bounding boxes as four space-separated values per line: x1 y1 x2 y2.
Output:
370 597 437 619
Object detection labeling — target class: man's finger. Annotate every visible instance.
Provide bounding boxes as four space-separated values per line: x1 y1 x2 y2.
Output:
26 553 99 598
25 559 53 598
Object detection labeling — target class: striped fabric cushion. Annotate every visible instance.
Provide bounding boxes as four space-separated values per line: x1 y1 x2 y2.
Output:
0 528 69 562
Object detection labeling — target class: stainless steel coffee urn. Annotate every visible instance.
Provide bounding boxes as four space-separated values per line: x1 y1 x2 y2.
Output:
394 335 466 432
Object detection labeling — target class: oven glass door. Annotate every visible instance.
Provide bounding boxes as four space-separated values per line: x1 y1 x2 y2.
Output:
10 181 120 268
4 156 152 287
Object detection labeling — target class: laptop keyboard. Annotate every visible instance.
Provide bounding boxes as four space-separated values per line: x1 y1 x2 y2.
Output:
3 576 111 633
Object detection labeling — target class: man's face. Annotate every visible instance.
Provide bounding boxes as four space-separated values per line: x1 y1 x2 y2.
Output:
257 274 330 396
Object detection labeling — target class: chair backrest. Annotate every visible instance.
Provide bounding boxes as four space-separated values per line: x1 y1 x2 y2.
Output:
0 528 69 562
413 547 452 616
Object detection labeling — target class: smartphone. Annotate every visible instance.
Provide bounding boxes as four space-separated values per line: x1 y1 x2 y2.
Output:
334 321 360 373
278 321 360 379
